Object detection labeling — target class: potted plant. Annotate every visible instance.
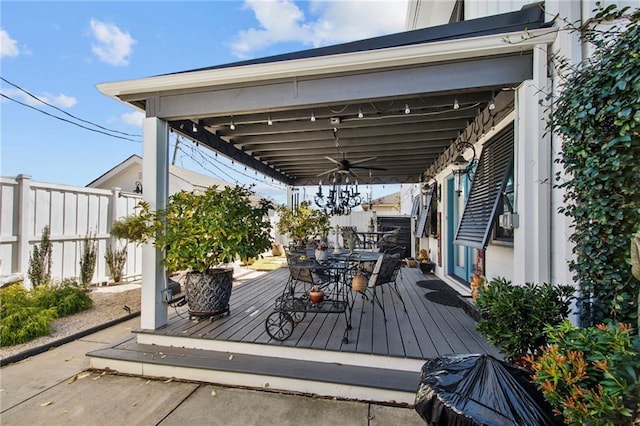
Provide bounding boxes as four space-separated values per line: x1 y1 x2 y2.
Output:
309 285 324 304
114 185 273 317
418 248 433 273
276 201 330 250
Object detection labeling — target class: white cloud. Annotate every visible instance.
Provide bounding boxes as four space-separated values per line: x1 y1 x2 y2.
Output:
0 87 77 108
89 19 136 66
229 0 408 58
121 110 144 127
1 29 20 57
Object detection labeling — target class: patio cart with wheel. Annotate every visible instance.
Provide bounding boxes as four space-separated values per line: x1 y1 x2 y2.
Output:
265 254 359 344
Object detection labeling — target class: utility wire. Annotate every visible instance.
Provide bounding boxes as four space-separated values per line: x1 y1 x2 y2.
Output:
1 76 141 138
1 93 142 143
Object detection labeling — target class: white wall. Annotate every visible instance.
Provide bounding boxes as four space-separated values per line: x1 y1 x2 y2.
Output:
485 244 514 281
0 175 143 287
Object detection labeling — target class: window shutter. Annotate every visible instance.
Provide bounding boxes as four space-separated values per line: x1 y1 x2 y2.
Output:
411 195 420 217
416 192 433 237
454 125 514 249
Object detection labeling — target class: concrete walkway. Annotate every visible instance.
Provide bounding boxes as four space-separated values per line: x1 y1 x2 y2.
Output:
1 317 424 425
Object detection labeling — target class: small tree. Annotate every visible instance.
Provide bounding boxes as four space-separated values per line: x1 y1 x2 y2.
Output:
27 225 53 287
105 244 127 283
79 232 98 286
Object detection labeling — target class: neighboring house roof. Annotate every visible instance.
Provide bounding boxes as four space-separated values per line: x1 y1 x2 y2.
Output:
362 192 401 212
87 154 264 203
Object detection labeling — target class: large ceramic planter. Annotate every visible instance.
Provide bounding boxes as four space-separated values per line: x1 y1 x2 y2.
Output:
185 268 233 318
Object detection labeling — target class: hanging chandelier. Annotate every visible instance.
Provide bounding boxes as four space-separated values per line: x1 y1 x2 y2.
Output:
314 173 362 216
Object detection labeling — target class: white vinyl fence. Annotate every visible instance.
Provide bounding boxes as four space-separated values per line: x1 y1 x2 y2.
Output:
0 175 142 288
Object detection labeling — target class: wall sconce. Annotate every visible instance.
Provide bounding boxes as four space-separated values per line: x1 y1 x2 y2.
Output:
451 141 476 196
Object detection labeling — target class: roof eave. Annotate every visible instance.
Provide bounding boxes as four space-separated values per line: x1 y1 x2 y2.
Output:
96 28 556 102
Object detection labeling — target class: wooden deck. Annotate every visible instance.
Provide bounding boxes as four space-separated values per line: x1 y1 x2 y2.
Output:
88 266 502 404
143 267 499 359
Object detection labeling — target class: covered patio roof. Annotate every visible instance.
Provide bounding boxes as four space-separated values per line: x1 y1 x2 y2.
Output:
97 5 554 186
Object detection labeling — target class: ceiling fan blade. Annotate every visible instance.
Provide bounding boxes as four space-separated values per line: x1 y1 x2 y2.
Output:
317 167 340 177
350 165 388 171
324 156 341 165
349 156 378 166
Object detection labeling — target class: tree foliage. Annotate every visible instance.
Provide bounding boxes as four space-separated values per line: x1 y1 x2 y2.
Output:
550 4 640 325
27 225 52 287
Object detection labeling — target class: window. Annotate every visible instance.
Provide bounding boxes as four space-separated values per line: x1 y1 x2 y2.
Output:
494 167 514 242
427 185 438 236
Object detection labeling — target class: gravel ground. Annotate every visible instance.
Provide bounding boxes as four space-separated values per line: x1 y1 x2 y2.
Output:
0 286 141 360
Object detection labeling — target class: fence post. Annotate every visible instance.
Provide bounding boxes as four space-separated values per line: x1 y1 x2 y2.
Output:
17 174 31 287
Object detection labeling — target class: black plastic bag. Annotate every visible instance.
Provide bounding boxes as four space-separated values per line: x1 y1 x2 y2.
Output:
414 354 559 426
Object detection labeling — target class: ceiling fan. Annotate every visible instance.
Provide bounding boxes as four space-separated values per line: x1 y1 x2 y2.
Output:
317 154 386 178
317 128 387 178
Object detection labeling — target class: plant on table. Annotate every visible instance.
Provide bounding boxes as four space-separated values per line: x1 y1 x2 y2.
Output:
276 201 330 249
475 277 575 363
527 320 640 424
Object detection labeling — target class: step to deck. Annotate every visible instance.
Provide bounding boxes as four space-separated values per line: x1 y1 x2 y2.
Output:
87 337 420 405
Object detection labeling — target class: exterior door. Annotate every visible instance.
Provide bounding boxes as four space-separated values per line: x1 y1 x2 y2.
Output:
446 176 473 284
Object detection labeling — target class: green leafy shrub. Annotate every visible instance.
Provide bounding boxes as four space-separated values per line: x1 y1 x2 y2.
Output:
528 321 640 424
0 280 93 346
475 277 575 361
128 185 273 272
27 225 53 287
31 279 93 317
79 233 98 285
549 4 640 326
105 245 127 283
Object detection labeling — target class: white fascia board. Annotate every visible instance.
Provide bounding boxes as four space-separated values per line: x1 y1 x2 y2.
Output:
97 28 557 100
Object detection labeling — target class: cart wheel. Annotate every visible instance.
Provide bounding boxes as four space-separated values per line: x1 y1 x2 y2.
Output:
265 310 295 341
291 298 306 324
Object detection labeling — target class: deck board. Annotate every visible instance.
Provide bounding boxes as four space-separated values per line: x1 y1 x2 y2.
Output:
137 266 501 360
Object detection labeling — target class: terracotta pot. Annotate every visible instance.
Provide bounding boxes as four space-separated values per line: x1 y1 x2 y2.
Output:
309 290 324 304
352 273 367 292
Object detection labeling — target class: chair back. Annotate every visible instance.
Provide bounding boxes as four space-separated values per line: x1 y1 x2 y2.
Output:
288 263 317 285
368 255 402 288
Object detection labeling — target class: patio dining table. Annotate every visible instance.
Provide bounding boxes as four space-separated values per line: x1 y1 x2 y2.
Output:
265 251 381 343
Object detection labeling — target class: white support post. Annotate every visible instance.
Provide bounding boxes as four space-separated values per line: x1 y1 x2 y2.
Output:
17 174 32 288
513 44 551 285
141 118 169 329
546 0 583 292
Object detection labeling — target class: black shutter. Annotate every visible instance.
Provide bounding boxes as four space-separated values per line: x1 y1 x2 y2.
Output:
454 125 514 249
416 192 433 237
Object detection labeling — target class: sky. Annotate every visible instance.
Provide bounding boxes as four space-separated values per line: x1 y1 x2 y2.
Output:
0 0 408 204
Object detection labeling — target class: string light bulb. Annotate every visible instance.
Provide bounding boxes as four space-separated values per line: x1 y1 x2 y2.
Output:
192 122 198 132
267 114 273 125
404 102 411 114
453 98 460 110
310 111 316 122
229 118 236 130
488 96 496 110
358 107 364 119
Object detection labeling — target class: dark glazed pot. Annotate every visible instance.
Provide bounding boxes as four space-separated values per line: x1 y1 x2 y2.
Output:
185 268 233 317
